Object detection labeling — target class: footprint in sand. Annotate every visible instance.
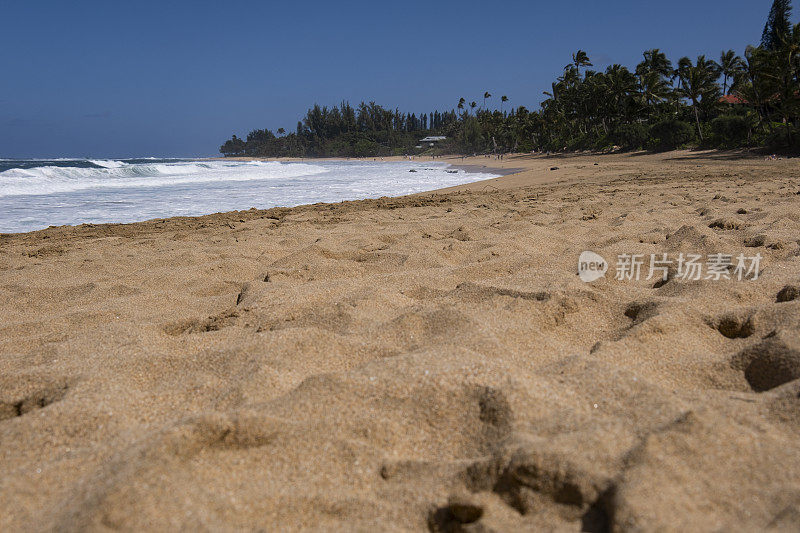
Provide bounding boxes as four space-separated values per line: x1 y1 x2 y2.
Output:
0 382 70 421
624 301 660 325
709 218 744 231
777 285 799 303
731 331 800 392
712 312 756 339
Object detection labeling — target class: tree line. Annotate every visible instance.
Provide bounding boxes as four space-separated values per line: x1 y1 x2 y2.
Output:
221 0 800 157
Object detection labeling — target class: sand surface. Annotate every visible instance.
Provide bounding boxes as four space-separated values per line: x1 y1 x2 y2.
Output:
2 150 800 531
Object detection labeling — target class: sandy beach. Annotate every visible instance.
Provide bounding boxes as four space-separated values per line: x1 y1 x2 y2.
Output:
2 150 800 531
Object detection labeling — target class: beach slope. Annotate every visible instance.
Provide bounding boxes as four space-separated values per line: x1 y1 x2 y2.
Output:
1 151 800 531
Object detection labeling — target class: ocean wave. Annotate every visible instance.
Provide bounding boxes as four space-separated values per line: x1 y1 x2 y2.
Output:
0 160 329 197
89 159 128 169
0 160 499 233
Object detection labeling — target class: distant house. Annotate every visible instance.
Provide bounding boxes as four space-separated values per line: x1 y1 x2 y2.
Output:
719 91 800 106
419 136 446 147
719 94 748 105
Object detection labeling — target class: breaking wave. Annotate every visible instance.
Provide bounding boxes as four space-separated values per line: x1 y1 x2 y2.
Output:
0 160 329 198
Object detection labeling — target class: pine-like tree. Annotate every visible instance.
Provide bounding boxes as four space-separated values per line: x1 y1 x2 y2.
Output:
761 0 793 50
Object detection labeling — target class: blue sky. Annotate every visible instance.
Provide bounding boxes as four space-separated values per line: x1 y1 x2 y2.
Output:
0 0 790 157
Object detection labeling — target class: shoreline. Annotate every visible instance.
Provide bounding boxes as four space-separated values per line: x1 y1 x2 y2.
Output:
0 149 789 239
0 156 525 238
445 163 525 176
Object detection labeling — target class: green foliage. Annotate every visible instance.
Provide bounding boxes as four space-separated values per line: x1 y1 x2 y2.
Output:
351 139 381 157
614 123 650 150
719 50 745 95
219 101 461 158
458 116 484 153
761 122 800 149
711 115 751 146
592 133 614 152
762 0 793 51
219 135 246 156
649 119 697 151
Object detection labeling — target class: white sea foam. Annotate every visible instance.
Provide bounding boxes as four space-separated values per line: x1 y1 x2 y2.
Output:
0 160 328 198
89 159 128 169
0 159 498 233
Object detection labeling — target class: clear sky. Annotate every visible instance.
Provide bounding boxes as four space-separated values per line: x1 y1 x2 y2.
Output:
0 0 791 158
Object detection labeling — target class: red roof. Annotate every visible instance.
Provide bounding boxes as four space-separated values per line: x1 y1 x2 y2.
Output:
719 94 748 105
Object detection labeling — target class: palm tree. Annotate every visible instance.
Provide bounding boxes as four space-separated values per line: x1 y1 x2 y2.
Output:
501 95 508 114
671 56 694 113
740 45 768 123
277 128 286 135
637 49 673 78
635 49 674 116
458 97 466 115
674 56 692 89
602 64 637 125
483 92 492 110
719 50 745 95
571 50 592 72
470 101 477 114
698 55 721 77
759 22 800 145
678 56 721 141
637 70 671 108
